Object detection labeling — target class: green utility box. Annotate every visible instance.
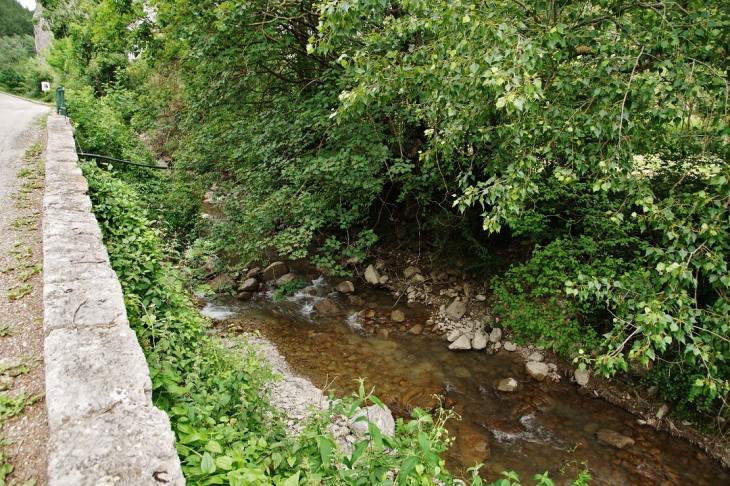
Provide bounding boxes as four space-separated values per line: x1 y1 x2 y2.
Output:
56 86 66 116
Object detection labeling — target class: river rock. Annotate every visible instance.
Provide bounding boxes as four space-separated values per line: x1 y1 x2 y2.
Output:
445 300 467 320
574 369 590 386
349 404 396 438
314 298 342 317
0 375 13 391
276 273 297 287
656 404 669 420
447 330 462 342
528 351 544 362
263 261 288 281
236 292 253 301
503 341 517 352
408 324 423 334
472 329 488 350
475 294 487 302
364 265 381 285
238 277 259 292
347 295 364 306
449 335 472 350
335 281 355 293
411 273 425 283
403 266 421 279
489 328 502 343
596 429 635 449
495 378 519 392
525 361 549 381
203 260 216 275
378 275 389 285
245 267 262 279
210 273 235 291
391 310 405 323
457 427 490 466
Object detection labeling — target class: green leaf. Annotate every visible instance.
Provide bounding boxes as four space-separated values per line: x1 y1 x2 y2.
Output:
201 452 216 475
215 456 233 470
283 471 300 486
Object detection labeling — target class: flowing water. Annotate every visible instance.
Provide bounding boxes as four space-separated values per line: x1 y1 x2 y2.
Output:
202 275 729 485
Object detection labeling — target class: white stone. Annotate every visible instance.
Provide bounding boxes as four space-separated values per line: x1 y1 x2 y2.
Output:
449 335 472 350
656 404 670 420
475 294 487 302
378 275 389 285
447 330 462 342
525 361 549 381
495 378 519 392
574 369 590 387
503 341 517 352
391 310 405 323
528 352 544 362
364 265 380 285
349 404 396 438
489 328 502 343
445 300 467 320
471 329 488 350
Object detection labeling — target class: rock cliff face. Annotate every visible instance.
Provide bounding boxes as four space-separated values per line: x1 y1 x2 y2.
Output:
33 4 53 57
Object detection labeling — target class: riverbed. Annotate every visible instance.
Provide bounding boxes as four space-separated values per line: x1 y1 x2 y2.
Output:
202 274 729 485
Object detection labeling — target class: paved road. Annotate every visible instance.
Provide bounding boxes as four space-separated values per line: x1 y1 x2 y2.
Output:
0 92 51 226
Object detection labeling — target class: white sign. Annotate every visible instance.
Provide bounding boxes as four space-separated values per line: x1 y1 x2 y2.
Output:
41 81 51 92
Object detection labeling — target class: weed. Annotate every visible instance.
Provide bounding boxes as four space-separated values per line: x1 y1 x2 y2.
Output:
6 246 32 260
23 143 42 159
18 181 41 193
0 325 15 337
17 265 42 282
5 284 32 301
10 213 40 230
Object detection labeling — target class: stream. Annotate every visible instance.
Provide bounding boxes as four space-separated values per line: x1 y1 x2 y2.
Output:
201 274 729 485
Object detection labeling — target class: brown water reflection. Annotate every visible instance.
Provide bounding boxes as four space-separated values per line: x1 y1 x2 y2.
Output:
202 276 728 485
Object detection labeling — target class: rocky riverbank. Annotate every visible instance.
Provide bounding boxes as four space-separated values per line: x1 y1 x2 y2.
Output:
201 255 730 472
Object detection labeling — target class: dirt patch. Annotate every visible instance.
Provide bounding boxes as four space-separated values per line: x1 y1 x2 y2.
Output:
0 115 48 486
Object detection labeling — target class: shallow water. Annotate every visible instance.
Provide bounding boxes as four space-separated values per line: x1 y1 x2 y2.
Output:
202 275 729 485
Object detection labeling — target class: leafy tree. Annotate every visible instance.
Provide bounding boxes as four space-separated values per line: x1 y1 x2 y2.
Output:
314 0 730 405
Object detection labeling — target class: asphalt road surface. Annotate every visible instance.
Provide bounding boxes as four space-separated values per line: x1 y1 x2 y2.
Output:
0 92 51 227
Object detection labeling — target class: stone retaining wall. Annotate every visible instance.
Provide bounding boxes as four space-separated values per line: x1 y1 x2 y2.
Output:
42 115 184 485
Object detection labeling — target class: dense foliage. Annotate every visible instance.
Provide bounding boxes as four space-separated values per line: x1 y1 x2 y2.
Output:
0 0 32 37
42 0 729 427
83 160 475 485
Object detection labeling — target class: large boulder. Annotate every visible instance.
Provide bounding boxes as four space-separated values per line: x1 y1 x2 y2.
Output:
275 273 297 287
237 278 259 292
349 404 396 438
364 265 381 285
314 298 342 317
449 335 472 350
335 281 355 294
245 267 262 279
596 429 635 449
445 300 467 320
525 361 549 381
262 262 288 281
209 274 235 291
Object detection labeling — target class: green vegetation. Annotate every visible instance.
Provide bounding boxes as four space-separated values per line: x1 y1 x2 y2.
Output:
0 0 32 38
81 161 470 485
37 0 730 480
0 0 54 99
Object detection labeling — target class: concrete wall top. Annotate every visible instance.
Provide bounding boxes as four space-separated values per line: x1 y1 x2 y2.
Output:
43 115 185 486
